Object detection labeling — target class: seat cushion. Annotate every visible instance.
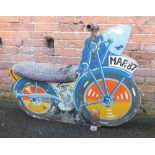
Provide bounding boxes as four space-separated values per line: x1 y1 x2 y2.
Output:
13 62 79 83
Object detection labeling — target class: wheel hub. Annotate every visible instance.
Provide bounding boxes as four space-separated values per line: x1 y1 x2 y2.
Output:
103 97 115 107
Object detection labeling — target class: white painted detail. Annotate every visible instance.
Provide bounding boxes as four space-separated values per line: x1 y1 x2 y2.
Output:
107 115 115 118
90 125 98 131
92 92 96 97
96 94 99 97
84 81 89 88
124 92 128 100
109 55 138 74
26 87 31 93
132 87 136 96
120 94 123 100
111 27 124 34
117 96 120 100
107 109 112 112
88 89 92 96
107 112 113 115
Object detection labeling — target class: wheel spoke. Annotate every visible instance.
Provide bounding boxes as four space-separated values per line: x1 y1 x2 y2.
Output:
96 49 109 97
80 100 103 108
109 77 125 97
89 69 105 98
34 82 38 93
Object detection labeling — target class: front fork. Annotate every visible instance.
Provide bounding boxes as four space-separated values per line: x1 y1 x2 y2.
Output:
82 40 125 107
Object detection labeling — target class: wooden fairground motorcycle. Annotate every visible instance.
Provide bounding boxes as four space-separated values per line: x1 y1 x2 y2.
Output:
10 23 141 131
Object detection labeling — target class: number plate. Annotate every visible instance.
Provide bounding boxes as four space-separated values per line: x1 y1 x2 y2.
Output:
109 55 138 74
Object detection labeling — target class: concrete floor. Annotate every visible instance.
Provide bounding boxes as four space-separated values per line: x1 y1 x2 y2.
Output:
0 100 155 138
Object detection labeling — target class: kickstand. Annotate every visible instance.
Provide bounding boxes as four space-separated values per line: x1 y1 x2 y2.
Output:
90 125 98 131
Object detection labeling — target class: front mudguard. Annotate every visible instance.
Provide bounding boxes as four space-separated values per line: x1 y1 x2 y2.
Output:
102 66 133 79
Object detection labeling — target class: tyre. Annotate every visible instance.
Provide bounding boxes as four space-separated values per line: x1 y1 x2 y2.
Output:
14 78 58 120
74 69 141 126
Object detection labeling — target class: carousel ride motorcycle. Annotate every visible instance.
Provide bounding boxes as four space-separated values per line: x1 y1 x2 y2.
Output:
10 23 141 130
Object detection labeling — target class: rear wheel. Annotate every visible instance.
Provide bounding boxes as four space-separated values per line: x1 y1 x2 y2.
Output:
74 71 140 126
14 78 58 120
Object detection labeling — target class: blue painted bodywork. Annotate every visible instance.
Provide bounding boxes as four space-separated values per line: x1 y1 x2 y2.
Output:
13 24 139 126
78 24 131 74
14 24 133 105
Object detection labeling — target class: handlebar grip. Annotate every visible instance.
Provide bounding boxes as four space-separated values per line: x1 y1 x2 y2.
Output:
86 23 99 32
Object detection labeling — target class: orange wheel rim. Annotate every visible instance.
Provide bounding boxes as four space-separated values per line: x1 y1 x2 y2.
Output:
84 79 131 120
21 85 51 114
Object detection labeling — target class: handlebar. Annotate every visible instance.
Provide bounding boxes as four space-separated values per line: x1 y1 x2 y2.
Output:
86 23 99 42
86 23 99 32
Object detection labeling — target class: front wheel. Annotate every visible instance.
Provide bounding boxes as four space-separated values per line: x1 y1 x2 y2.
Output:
14 78 58 120
74 70 141 126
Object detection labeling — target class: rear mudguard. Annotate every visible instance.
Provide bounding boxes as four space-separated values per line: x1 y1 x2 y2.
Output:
9 69 21 81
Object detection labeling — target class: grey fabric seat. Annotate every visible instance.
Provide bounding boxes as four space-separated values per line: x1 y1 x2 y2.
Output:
13 62 79 83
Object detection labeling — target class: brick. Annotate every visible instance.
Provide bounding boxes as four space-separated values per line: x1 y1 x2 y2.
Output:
150 60 155 68
33 16 56 23
134 25 155 34
55 49 81 57
131 25 139 34
130 52 155 60
58 57 80 65
31 47 52 56
0 24 13 30
82 16 107 24
12 24 35 31
131 34 155 43
23 40 46 47
0 77 12 84
134 68 149 77
107 16 136 24
65 40 83 48
29 32 45 39
137 60 151 68
148 69 155 77
17 31 29 39
126 42 140 51
141 93 155 102
0 62 13 70
2 39 22 46
53 32 88 40
20 16 32 23
140 43 155 52
17 47 31 54
30 32 88 40
0 70 9 77
57 16 82 24
136 16 155 25
34 56 58 64
146 77 155 84
0 23 34 31
140 84 155 93
0 47 18 54
0 16 19 23
0 54 11 61
0 84 12 92
0 32 17 39
11 55 34 62
59 24 84 32
54 40 66 49
135 76 145 85
36 24 59 31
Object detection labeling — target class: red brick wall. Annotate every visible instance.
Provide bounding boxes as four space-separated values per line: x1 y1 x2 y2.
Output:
0 16 155 113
